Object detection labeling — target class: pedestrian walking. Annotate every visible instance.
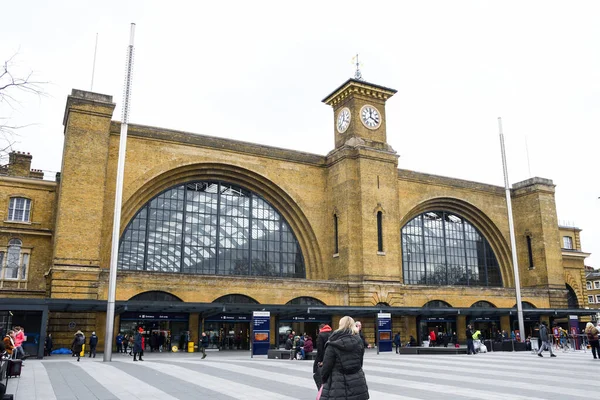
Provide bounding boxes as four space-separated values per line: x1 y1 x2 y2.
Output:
537 322 556 357
89 332 98 358
585 322 599 359
72 330 85 362
13 326 25 360
355 321 370 350
313 323 332 388
116 332 124 353
319 316 369 400
393 332 401 353
45 333 53 356
466 325 475 355
133 327 144 361
200 331 209 359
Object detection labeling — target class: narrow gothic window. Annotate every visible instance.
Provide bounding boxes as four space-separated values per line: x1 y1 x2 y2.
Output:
333 214 339 254
377 211 383 252
526 235 534 269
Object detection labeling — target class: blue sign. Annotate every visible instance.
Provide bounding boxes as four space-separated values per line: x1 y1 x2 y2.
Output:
377 313 392 352
252 311 270 356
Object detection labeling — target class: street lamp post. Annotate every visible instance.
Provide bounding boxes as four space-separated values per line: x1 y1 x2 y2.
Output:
498 117 525 341
103 23 136 361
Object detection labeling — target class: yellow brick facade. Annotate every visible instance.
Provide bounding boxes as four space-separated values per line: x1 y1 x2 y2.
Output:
0 80 591 353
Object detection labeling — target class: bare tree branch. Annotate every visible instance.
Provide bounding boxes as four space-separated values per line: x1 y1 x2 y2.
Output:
0 52 47 165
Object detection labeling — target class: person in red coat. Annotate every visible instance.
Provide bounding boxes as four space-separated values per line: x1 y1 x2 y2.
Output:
304 335 314 353
429 330 437 347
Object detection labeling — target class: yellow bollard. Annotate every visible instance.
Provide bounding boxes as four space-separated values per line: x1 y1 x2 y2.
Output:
187 341 194 353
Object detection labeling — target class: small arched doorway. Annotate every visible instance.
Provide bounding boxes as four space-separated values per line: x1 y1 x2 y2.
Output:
278 297 328 347
419 300 454 346
120 291 188 353
204 294 260 351
470 301 498 340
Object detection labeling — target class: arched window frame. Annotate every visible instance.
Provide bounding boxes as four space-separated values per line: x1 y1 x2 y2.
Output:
117 181 305 279
401 210 502 287
0 238 31 285
7 196 32 223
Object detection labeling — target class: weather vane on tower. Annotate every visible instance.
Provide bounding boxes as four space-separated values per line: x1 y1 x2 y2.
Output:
352 54 363 80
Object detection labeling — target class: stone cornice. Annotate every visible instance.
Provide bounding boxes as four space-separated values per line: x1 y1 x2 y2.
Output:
397 169 505 195
0 175 57 189
563 250 591 259
111 122 328 168
322 78 397 107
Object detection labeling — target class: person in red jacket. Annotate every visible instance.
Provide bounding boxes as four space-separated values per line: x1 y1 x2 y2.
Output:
429 330 437 347
13 326 25 359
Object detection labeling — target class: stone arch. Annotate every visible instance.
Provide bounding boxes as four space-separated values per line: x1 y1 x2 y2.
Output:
212 294 259 304
423 300 452 308
120 162 322 280
470 300 497 308
400 197 513 288
566 284 579 308
564 272 582 306
286 297 326 306
129 291 183 302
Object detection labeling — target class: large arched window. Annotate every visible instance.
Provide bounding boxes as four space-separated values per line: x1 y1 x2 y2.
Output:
118 181 305 278
402 211 502 287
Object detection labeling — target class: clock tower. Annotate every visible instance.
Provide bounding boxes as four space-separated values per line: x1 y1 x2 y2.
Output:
322 78 397 149
323 78 401 285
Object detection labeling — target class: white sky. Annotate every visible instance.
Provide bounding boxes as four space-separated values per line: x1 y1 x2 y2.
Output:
1 1 598 268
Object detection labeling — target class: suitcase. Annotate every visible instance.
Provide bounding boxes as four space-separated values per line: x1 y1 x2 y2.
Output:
6 359 22 378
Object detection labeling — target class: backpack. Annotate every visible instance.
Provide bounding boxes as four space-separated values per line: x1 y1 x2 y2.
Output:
75 335 85 346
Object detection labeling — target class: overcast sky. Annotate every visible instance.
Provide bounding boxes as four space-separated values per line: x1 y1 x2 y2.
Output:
2 1 598 268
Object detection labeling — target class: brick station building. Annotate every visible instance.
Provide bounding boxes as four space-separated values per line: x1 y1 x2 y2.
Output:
0 78 592 356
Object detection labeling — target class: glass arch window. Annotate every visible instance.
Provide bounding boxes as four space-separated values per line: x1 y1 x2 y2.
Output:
402 211 502 287
129 291 183 302
423 300 451 308
471 301 496 308
213 294 258 304
286 297 325 306
118 181 305 278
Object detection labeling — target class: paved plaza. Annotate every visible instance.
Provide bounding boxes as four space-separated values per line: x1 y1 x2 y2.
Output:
4 348 600 399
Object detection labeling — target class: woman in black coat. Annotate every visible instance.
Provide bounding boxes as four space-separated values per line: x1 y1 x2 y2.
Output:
320 316 369 400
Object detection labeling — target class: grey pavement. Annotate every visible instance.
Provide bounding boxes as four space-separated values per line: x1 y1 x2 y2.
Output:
5 347 600 399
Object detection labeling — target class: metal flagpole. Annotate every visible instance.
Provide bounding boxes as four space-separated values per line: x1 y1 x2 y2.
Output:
90 33 98 91
104 23 136 362
498 117 525 342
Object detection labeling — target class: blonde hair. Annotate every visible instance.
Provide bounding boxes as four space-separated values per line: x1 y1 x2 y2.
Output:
586 322 595 332
337 316 359 335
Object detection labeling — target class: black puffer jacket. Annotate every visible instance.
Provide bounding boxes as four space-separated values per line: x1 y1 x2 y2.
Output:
320 330 369 400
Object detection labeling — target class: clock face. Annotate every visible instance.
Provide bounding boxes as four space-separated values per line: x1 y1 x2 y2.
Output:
336 107 351 133
360 105 381 129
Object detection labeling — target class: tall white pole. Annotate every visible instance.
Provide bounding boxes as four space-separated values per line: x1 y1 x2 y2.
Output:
498 117 525 341
90 33 98 91
104 23 136 362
